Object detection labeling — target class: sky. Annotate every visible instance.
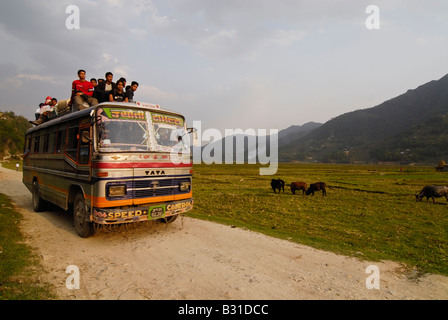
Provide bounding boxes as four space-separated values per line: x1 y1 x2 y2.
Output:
0 0 447 134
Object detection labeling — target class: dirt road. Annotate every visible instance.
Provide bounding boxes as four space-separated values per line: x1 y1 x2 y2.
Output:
1 165 447 300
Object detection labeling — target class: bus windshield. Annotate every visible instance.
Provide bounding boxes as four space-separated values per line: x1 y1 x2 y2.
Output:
96 106 187 152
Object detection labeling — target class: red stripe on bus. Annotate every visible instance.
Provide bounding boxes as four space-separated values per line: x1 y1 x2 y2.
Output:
92 162 192 169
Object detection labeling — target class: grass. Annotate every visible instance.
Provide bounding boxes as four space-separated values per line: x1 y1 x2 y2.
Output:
1 161 446 298
0 160 23 172
0 193 56 300
188 163 448 276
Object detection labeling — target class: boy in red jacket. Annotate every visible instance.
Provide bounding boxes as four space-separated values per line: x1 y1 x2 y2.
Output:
71 69 98 111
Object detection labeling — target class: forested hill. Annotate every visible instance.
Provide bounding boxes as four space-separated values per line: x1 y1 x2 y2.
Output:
0 111 32 159
279 73 448 163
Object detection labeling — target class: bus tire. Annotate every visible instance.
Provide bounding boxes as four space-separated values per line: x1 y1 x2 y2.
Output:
73 192 95 238
32 180 45 212
160 215 178 224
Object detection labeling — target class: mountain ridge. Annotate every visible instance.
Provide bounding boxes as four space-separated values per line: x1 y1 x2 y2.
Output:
279 74 448 163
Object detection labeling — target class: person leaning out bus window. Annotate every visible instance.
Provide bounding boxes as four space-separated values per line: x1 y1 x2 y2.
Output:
109 80 128 102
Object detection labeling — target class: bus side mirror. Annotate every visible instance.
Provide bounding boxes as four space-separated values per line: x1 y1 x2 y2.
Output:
92 114 102 125
187 127 197 140
187 127 197 138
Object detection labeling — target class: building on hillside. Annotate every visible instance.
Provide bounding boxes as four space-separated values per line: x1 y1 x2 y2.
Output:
435 160 448 172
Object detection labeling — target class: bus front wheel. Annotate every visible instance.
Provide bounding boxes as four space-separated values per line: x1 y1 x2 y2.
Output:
73 193 95 238
160 215 178 223
32 180 45 212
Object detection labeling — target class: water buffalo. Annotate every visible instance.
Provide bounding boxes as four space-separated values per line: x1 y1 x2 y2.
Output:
291 182 307 195
271 179 285 193
415 185 448 203
306 182 327 196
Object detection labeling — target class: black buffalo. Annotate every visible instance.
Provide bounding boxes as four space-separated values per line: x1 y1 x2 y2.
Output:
415 185 448 203
271 179 285 193
306 182 327 196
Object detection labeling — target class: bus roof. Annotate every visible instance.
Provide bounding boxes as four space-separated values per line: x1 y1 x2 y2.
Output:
26 101 182 133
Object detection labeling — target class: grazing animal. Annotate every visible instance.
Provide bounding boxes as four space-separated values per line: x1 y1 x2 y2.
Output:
271 179 285 193
415 185 448 203
291 182 307 195
306 182 327 196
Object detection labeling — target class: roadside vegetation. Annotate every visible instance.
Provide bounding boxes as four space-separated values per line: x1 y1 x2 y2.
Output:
0 193 56 299
189 163 448 276
0 111 31 160
1 160 23 172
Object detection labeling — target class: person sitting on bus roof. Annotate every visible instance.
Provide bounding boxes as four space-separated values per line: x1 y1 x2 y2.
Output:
94 72 116 103
71 69 98 112
118 77 126 88
126 81 139 103
33 97 51 120
54 98 71 116
90 78 98 88
29 97 58 125
50 98 58 108
109 80 128 102
40 96 55 113
35 103 44 120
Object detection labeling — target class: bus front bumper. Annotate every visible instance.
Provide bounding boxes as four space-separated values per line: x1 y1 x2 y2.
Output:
91 198 193 224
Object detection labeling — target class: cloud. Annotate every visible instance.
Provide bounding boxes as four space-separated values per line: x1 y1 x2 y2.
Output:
130 28 149 39
270 29 306 46
102 53 119 65
0 0 159 72
15 74 62 86
138 84 179 102
113 66 130 79
1 0 448 130
138 1 313 59
415 36 447 46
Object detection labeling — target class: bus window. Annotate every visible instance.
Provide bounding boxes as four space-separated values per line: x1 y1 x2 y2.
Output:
33 136 39 153
98 120 148 152
43 134 49 153
56 128 67 154
79 129 90 164
48 131 56 154
24 137 31 153
67 126 79 161
39 135 45 154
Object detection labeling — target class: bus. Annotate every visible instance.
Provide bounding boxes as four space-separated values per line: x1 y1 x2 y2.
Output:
23 102 193 237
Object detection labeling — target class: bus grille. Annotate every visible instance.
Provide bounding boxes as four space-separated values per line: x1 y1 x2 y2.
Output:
133 177 191 199
106 177 191 200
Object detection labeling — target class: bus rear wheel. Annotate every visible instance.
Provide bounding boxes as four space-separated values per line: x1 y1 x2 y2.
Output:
73 193 95 238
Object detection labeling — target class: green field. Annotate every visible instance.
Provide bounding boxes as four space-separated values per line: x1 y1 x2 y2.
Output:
188 163 448 276
0 160 22 172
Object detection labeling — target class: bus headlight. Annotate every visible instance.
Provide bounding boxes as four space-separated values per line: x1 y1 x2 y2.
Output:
179 182 191 192
108 185 127 197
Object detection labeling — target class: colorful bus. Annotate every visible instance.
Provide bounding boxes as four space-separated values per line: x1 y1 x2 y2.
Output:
23 102 193 237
